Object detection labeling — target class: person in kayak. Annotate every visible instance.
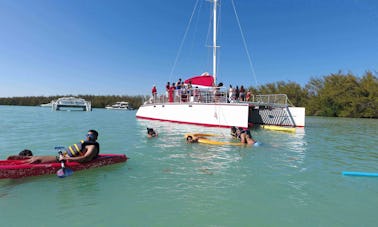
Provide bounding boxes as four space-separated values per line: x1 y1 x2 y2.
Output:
19 149 33 156
6 149 34 160
26 130 100 164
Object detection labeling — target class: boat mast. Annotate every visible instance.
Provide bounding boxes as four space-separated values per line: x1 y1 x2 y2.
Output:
212 0 218 86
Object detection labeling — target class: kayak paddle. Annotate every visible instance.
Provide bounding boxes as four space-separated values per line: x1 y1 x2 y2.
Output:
55 146 73 178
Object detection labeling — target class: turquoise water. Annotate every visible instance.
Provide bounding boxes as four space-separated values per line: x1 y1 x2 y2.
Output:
0 106 377 227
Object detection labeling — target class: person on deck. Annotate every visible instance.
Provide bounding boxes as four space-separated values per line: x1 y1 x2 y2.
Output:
193 86 200 102
165 82 170 99
176 78 182 90
151 85 157 99
169 82 175 102
228 85 234 102
246 90 251 101
26 130 100 164
235 86 240 101
239 85 245 101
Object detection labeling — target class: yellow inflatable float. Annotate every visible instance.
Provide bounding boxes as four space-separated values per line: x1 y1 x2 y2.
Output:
185 133 244 146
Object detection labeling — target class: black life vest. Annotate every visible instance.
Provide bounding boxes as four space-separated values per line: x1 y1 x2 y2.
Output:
66 140 100 157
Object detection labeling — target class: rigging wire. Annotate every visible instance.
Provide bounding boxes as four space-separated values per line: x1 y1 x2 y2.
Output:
169 0 200 82
230 0 259 87
190 1 204 68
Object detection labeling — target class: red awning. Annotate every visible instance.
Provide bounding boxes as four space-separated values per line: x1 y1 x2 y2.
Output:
184 75 214 87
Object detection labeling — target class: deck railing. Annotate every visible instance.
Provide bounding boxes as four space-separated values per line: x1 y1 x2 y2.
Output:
251 94 289 107
149 87 228 104
147 88 290 107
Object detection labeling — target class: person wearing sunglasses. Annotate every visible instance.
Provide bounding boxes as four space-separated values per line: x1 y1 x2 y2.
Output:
26 129 100 164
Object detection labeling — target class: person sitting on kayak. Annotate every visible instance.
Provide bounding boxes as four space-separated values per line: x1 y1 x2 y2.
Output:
147 128 157 138
19 149 33 156
26 130 100 164
6 149 34 160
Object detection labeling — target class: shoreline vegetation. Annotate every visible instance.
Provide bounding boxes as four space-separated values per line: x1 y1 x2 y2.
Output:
0 71 377 118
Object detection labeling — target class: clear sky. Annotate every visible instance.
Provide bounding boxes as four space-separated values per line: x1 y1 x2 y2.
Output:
0 0 377 97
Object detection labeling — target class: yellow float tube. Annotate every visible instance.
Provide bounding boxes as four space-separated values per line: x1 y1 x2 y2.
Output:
185 133 244 146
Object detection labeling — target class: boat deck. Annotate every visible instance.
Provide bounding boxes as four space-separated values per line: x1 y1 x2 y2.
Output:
139 89 305 127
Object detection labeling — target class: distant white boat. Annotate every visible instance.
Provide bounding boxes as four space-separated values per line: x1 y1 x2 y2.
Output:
52 97 91 111
40 101 54 107
105 101 130 110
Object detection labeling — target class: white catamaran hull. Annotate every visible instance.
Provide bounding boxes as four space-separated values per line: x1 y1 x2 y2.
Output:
287 107 305 127
136 103 250 128
136 102 305 128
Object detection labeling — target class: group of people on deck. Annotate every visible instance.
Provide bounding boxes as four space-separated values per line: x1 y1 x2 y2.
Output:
228 85 252 102
152 82 252 104
154 81 225 103
152 79 200 103
165 79 203 103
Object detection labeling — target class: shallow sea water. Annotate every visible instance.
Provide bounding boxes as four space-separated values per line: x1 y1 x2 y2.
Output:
0 106 377 226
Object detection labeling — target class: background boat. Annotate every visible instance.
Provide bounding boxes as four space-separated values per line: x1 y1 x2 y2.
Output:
39 100 54 107
51 97 91 111
105 101 131 110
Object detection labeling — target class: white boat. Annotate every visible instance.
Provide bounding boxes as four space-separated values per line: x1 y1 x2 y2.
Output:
40 101 54 107
105 101 130 110
136 0 305 128
52 97 91 111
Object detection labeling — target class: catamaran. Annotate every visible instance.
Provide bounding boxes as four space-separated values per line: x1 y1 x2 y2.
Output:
136 0 305 129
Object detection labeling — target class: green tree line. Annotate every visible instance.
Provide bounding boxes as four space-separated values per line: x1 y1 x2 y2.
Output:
0 95 146 110
247 71 377 118
0 71 377 118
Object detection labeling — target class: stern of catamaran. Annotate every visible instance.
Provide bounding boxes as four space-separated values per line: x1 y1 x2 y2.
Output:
247 94 305 127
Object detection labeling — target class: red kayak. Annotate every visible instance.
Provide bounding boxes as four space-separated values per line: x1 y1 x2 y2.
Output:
0 154 128 179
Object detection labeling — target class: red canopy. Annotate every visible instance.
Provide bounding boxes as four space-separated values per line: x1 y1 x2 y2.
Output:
184 75 214 87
